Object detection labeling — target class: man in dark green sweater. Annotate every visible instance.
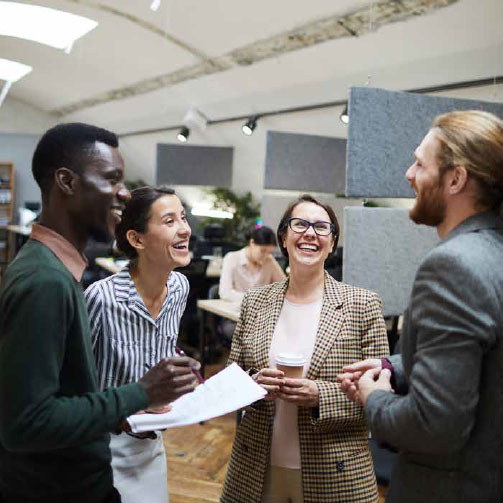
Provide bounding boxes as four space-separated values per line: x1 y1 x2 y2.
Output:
0 123 199 503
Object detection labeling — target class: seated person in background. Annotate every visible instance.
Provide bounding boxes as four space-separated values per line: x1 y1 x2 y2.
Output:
219 226 286 304
85 186 193 503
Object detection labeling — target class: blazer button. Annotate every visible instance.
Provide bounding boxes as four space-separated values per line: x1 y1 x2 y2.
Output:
336 461 344 472
241 444 248 453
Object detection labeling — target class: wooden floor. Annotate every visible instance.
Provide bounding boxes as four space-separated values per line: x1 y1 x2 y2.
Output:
163 360 388 503
163 413 235 503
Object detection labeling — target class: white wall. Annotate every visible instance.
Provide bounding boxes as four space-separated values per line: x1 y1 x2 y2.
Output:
119 84 503 211
0 97 56 134
119 104 349 207
0 98 56 222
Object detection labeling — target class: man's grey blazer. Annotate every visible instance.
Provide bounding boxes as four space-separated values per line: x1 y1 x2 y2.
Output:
366 211 503 503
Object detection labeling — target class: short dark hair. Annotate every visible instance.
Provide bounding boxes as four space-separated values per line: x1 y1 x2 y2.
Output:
115 186 176 261
249 226 277 246
277 194 339 258
32 122 119 195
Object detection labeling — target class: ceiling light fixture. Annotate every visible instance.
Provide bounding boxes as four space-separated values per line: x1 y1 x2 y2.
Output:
0 58 33 108
242 116 257 136
0 58 32 83
0 2 97 52
177 126 189 143
340 104 349 124
183 108 208 131
150 0 161 11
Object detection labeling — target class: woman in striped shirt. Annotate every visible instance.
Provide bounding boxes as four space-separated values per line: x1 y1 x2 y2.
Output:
85 186 192 503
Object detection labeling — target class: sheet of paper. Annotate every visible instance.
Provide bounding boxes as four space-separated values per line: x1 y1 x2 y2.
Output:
128 363 267 432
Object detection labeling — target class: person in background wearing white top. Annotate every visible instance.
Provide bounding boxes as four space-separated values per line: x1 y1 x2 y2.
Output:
85 186 197 503
219 226 286 304
221 194 389 503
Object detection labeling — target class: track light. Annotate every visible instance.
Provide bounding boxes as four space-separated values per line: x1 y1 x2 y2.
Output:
340 105 349 124
150 0 161 11
242 116 257 136
177 126 189 143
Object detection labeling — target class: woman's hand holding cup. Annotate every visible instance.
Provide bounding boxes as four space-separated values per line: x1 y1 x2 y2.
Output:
252 368 285 400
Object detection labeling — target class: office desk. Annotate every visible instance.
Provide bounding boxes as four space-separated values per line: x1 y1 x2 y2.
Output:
197 299 240 377
95 257 222 278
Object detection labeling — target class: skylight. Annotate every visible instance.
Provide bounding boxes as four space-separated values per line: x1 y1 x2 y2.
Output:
0 57 32 82
0 2 98 52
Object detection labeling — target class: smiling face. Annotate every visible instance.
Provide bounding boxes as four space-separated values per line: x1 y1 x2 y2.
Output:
282 201 335 269
134 194 191 269
73 141 130 242
406 130 448 227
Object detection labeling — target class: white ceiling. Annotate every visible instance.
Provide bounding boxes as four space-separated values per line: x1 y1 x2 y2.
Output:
1 0 502 134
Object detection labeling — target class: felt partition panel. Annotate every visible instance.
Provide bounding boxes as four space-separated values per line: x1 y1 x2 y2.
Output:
343 207 438 316
346 87 503 197
264 131 346 193
261 193 362 247
156 143 233 186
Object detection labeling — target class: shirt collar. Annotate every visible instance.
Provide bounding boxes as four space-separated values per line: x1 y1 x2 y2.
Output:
441 210 503 244
113 266 181 303
238 247 249 266
30 223 88 282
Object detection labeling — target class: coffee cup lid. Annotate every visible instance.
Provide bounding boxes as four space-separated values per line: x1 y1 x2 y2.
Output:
275 353 306 366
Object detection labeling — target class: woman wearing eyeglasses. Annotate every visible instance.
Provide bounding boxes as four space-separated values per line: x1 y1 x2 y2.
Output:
221 194 389 503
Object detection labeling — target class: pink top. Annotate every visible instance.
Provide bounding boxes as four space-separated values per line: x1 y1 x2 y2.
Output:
219 247 285 303
269 297 322 469
30 224 88 282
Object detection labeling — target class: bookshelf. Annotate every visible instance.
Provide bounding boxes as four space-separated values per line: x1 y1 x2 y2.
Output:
0 162 14 274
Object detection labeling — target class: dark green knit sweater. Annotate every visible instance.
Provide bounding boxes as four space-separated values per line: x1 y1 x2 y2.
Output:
0 240 148 502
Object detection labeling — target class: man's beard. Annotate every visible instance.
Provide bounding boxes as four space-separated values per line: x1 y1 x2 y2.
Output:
409 179 446 227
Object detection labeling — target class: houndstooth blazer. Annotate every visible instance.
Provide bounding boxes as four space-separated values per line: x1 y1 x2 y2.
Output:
221 272 389 503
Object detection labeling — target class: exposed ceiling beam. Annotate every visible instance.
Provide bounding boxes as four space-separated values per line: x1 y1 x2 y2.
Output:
50 0 459 116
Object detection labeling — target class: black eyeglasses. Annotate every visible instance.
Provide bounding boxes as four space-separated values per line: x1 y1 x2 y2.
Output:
287 217 335 236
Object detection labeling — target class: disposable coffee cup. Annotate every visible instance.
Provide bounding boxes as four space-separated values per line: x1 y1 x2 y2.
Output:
275 353 306 378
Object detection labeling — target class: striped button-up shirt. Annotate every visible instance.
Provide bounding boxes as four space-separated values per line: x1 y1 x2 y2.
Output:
84 267 189 390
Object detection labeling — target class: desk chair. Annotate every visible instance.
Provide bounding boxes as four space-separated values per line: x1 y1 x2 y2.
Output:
178 259 209 348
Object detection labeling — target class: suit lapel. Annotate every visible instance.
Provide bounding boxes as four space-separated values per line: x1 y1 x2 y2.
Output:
307 272 344 380
254 279 288 370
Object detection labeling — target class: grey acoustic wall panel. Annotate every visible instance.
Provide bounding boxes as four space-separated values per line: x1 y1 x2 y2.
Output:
156 143 233 187
261 193 362 247
346 87 503 197
264 131 346 193
343 207 438 316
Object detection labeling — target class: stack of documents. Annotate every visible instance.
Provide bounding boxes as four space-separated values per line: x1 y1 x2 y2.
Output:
128 363 267 432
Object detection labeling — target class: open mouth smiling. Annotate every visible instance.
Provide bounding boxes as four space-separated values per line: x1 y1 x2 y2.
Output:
297 243 319 252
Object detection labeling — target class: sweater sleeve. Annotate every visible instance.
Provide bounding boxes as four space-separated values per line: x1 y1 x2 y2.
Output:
0 270 148 453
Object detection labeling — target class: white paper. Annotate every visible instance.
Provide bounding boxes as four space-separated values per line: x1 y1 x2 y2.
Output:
128 363 266 432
